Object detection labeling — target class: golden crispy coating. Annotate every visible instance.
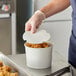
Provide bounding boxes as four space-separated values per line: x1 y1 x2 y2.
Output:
31 44 43 48
10 72 18 76
0 62 3 67
25 43 32 47
0 72 4 76
0 61 18 76
25 42 51 48
0 67 2 70
2 65 11 72
41 42 49 48
3 70 10 76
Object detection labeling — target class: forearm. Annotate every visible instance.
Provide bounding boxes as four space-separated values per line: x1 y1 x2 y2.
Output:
40 0 70 18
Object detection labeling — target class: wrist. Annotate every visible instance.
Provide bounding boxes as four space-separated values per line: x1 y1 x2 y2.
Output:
34 10 46 20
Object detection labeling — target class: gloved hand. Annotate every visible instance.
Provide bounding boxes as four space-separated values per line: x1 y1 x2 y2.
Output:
25 10 46 33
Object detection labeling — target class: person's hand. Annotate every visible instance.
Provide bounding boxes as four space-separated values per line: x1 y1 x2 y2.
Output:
25 10 46 33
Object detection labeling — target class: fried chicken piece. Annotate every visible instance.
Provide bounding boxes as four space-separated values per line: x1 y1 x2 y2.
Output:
0 61 19 76
3 70 10 76
25 42 50 48
0 67 2 70
10 72 18 76
31 44 43 48
0 71 4 76
0 61 3 67
25 43 32 47
42 42 49 48
2 65 11 72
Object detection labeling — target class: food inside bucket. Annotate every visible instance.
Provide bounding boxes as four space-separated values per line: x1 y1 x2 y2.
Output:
25 42 52 48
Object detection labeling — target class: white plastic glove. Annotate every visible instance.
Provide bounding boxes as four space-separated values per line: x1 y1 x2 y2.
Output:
25 10 46 33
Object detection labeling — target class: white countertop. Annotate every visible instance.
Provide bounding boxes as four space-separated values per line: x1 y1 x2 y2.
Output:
8 51 70 76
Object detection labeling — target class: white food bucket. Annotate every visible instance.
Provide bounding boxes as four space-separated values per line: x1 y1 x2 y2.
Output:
24 43 53 69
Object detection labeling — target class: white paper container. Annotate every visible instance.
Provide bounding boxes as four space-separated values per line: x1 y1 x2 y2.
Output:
0 52 30 76
24 43 53 69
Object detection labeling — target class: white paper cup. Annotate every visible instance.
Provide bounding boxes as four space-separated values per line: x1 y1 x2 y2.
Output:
24 42 53 69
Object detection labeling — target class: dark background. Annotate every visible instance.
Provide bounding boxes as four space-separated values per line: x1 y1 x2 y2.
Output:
16 0 32 53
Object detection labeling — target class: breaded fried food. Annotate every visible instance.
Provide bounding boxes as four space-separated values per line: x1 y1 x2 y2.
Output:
0 67 2 70
0 69 18 76
31 44 43 48
3 70 10 76
0 62 3 67
0 72 4 76
25 42 50 48
41 42 50 48
2 65 11 72
0 61 18 76
10 72 18 76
